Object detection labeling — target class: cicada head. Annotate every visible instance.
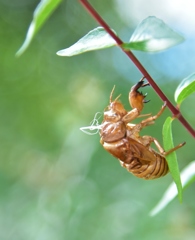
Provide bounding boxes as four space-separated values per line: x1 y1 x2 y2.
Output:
109 101 126 115
103 86 127 122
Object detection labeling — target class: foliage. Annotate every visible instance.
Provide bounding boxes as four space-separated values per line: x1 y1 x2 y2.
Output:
57 16 184 56
16 0 62 56
57 27 116 56
17 0 195 216
150 161 195 216
174 73 195 105
162 117 183 203
122 16 184 52
2 0 195 239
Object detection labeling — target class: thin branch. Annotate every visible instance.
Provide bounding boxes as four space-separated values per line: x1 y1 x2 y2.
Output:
79 0 195 138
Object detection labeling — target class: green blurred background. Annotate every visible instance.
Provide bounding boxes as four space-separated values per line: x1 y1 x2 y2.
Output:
1 0 195 239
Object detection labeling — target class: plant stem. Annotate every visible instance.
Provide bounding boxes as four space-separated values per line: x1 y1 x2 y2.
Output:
79 0 195 138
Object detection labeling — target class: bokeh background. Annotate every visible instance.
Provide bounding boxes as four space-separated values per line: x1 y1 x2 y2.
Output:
1 0 195 239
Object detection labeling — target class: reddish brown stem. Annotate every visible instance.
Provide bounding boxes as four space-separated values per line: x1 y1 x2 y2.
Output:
79 0 195 138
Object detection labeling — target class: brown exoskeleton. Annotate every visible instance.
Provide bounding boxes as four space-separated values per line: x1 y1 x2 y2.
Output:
100 78 185 180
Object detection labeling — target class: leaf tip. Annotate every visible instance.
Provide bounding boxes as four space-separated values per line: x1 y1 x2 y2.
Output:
174 73 195 104
15 46 25 57
56 50 63 56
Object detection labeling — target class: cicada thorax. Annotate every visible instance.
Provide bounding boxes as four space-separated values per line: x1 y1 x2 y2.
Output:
100 100 128 143
100 121 126 142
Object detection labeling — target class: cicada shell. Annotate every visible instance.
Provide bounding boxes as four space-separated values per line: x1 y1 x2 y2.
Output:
100 78 185 180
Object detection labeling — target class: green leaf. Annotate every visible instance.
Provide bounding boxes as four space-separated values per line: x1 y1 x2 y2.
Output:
174 73 195 105
122 16 184 52
57 27 116 56
16 0 62 56
150 161 195 216
162 117 182 202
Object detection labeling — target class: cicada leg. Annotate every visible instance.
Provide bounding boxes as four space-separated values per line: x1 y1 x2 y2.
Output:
129 77 150 112
163 142 186 156
135 102 185 155
139 135 185 156
126 103 166 142
122 108 140 123
140 102 167 128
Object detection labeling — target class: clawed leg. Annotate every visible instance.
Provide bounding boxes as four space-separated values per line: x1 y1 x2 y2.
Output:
127 102 167 135
140 136 165 153
129 77 150 112
140 102 167 128
141 136 185 156
122 108 140 123
164 142 186 156
122 107 152 123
